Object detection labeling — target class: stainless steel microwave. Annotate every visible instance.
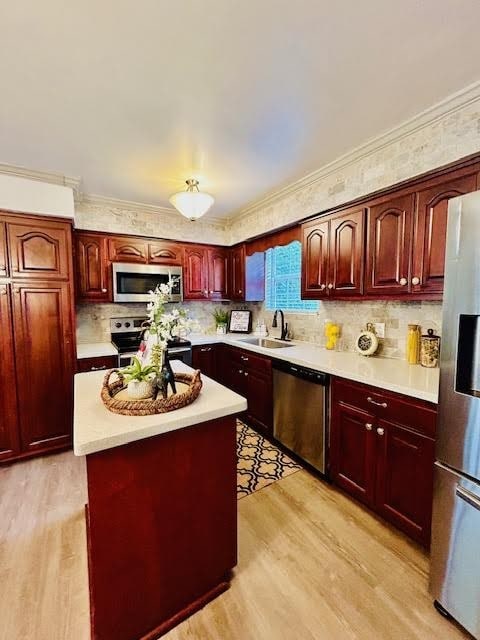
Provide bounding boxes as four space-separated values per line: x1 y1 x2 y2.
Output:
112 263 183 303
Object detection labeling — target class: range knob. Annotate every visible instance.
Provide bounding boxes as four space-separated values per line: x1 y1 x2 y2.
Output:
125 322 131 328
115 322 122 328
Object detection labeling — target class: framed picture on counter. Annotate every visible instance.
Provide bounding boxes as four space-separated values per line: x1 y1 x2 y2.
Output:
228 310 252 333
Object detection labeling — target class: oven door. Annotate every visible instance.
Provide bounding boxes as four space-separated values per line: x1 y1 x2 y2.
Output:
112 263 183 303
167 346 192 367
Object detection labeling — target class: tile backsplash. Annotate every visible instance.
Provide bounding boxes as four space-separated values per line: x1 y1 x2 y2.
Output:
77 298 442 362
249 300 442 360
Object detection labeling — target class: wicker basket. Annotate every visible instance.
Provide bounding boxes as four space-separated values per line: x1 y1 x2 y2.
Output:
101 369 203 416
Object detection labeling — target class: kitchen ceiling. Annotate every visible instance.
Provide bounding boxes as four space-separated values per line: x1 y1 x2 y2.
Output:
1 0 480 220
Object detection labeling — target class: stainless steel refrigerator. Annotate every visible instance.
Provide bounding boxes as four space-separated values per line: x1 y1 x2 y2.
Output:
430 190 480 638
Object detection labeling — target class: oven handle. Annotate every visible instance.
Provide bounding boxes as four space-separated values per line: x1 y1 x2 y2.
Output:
168 347 191 354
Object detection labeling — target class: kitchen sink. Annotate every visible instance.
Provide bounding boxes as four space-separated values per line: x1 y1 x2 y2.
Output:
240 337 294 349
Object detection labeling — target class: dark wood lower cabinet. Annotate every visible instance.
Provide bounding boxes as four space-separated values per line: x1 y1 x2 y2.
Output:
192 345 218 380
330 377 436 547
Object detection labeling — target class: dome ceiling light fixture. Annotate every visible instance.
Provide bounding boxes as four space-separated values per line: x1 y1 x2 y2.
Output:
169 178 214 221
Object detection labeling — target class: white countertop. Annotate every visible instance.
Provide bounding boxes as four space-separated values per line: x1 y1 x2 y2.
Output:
73 361 247 457
77 342 118 359
189 333 440 403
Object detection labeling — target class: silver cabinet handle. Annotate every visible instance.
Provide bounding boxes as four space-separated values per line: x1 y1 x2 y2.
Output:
327 283 334 289
399 277 408 286
200 347 212 352
90 365 107 371
411 276 420 286
239 289 243 294
238 369 243 375
367 396 387 408
365 423 373 431
376 427 385 436
241 355 249 362
456 485 480 510
320 284 326 290
244 371 249 377
102 288 107 293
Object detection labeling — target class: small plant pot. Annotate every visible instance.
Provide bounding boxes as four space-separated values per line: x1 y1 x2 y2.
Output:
127 379 155 400
216 323 227 335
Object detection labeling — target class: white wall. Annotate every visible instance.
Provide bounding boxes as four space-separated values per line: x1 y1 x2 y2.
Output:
0 174 74 218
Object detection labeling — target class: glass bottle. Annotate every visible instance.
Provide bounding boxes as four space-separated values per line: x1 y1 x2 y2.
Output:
406 324 420 364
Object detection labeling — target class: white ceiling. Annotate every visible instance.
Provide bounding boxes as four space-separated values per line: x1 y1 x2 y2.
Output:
1 0 480 219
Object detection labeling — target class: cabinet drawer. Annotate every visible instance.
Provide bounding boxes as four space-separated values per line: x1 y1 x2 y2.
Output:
77 355 118 373
237 349 272 374
333 377 437 438
148 241 183 265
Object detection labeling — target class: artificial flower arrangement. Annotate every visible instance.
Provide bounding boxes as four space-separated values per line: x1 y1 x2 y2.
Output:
130 277 199 398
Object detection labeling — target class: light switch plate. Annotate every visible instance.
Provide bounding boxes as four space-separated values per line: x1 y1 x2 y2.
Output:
372 322 385 339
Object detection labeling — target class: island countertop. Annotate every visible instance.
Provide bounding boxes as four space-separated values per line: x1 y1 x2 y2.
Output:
73 361 247 456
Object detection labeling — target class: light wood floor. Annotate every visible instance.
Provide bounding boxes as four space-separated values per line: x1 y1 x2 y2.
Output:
0 452 469 640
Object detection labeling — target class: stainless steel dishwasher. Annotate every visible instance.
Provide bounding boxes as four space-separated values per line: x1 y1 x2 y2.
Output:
273 360 329 475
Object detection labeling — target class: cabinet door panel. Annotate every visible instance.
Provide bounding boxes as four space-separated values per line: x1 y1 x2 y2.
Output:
0 221 7 277
230 245 245 301
12 282 74 452
108 238 148 263
330 402 376 507
0 284 20 460
75 233 111 302
208 249 228 300
301 220 329 298
366 194 414 295
375 420 434 546
183 247 208 299
148 241 183 265
413 172 477 295
7 220 71 280
246 368 272 434
192 345 217 380
329 208 365 296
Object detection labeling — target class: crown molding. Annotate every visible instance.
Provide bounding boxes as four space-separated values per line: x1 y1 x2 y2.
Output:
79 193 228 228
228 79 480 223
0 162 82 199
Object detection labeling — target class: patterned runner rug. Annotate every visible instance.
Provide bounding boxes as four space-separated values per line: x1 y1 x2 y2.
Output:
237 421 301 499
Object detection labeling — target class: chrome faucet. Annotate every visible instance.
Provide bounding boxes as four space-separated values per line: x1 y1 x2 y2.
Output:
272 309 288 341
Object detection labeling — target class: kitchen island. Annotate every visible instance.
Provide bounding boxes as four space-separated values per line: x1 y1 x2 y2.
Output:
74 362 247 640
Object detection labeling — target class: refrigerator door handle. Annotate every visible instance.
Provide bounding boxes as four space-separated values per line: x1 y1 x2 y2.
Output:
456 484 480 511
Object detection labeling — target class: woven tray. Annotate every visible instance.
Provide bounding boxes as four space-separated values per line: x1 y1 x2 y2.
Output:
101 369 203 416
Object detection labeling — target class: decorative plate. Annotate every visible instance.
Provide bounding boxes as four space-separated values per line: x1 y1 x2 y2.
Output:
355 330 379 357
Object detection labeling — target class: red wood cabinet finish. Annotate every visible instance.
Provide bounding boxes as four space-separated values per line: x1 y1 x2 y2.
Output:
208 248 229 300
108 237 148 263
0 284 20 460
183 245 208 299
192 345 217 380
330 377 436 546
412 171 478 295
0 221 7 277
12 281 74 453
77 355 118 373
86 416 237 640
365 194 414 295
75 233 111 302
7 219 71 280
148 241 183 265
302 219 329 297
229 245 246 301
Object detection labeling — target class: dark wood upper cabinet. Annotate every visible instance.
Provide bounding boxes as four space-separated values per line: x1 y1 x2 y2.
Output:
301 219 329 297
108 237 148 263
0 221 7 277
183 245 208 299
208 248 229 300
0 284 20 461
12 281 74 453
230 245 245 301
7 219 71 280
412 171 478 295
148 241 183 265
328 208 365 296
365 194 414 295
75 233 111 302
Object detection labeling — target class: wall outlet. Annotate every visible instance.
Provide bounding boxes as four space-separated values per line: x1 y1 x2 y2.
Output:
372 322 385 339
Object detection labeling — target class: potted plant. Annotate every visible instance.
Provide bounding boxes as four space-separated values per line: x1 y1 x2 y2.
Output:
212 307 229 335
121 356 158 399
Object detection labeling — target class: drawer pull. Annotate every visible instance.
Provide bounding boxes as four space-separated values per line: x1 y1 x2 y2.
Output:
244 371 249 377
400 277 408 286
90 365 107 371
200 347 212 352
241 356 249 362
376 427 385 436
102 288 108 293
367 396 387 408
365 423 373 431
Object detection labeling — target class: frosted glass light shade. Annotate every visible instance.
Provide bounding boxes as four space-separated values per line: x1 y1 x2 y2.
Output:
169 189 214 221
